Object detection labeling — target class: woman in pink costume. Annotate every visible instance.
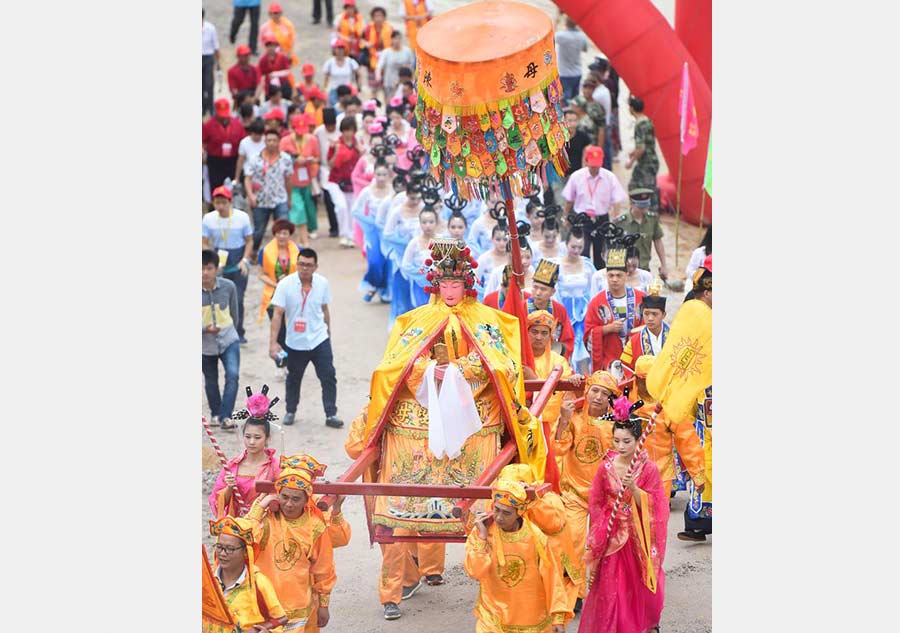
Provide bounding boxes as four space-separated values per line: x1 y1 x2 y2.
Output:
579 396 669 633
207 386 282 519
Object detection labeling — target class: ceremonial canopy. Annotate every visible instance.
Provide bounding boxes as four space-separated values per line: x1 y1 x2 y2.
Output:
414 1 570 201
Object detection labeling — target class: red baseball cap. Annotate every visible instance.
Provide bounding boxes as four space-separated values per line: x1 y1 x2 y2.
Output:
343 0 356 6
332 38 348 49
214 98 231 115
269 2 282 13
290 114 308 132
264 107 285 121
702 254 712 273
263 34 278 45
236 44 251 56
212 186 232 200
301 63 315 77
309 87 326 101
584 145 604 168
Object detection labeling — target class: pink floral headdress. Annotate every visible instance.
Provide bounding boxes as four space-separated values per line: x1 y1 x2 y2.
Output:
231 385 280 422
597 385 644 423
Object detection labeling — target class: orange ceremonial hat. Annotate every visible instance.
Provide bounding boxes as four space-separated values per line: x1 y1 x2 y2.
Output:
492 478 529 514
209 515 254 545
527 309 556 330
274 468 314 494
499 463 535 484
279 453 326 477
585 370 620 397
634 355 656 379
413 1 570 201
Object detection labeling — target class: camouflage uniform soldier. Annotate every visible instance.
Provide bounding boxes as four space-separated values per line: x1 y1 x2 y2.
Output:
626 96 660 212
574 77 606 147
615 187 669 280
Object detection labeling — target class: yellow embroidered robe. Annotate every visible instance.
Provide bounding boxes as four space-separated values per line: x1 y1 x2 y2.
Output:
464 520 569 633
246 500 337 627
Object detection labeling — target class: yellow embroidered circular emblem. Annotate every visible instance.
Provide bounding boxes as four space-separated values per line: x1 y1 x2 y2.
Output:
670 337 706 379
274 537 303 571
575 435 601 464
497 554 527 587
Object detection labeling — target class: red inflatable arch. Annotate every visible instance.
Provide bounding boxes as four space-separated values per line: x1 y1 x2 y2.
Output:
554 0 712 226
676 0 711 88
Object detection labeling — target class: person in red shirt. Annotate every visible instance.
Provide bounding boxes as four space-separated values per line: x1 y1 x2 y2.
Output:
258 35 293 99
297 63 321 101
202 98 247 191
280 113 321 247
227 45 260 107
326 117 361 246
583 244 646 372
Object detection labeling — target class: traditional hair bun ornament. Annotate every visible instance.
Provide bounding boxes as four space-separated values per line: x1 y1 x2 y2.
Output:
232 385 280 422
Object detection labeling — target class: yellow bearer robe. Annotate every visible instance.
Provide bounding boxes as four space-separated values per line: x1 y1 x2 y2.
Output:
246 499 337 629
464 519 569 633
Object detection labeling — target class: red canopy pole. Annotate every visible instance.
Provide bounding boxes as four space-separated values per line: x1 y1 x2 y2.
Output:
501 198 535 371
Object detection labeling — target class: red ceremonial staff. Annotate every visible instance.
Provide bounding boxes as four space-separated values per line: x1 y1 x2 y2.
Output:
202 416 247 509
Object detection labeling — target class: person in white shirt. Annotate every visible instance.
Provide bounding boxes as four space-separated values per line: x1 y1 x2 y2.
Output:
376 31 415 100
685 226 712 281
268 247 343 429
555 15 588 101
313 108 342 237
235 118 266 183
588 58 614 170
322 39 361 106
202 9 221 117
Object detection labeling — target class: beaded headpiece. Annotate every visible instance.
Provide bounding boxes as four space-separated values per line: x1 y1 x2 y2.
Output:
423 238 479 297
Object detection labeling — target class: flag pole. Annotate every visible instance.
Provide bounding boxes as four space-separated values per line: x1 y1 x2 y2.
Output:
674 151 683 269
698 188 707 231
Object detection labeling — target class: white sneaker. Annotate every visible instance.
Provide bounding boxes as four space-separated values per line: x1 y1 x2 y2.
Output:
309 231 319 239
209 416 220 427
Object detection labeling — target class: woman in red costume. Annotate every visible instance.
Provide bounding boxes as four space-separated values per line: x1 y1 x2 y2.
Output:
579 396 669 633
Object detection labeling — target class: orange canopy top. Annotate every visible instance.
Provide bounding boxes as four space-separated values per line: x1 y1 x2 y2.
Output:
416 1 557 107
412 1 569 200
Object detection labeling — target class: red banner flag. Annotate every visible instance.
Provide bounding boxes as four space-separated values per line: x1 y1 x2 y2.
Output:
502 273 535 371
679 62 700 156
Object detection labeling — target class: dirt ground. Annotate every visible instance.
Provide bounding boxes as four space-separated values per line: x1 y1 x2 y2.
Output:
202 1 709 630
